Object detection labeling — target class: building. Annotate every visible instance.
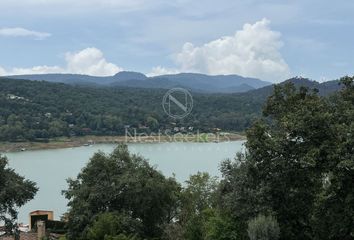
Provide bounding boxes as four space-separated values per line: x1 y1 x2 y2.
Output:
0 211 65 240
29 210 54 230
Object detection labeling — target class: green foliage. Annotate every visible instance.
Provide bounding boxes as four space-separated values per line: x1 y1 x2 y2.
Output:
219 77 354 240
64 144 180 240
310 77 354 240
86 212 142 240
0 155 38 234
0 78 264 141
163 172 239 240
180 172 218 219
247 215 280 240
58 76 354 239
204 210 238 240
179 173 218 240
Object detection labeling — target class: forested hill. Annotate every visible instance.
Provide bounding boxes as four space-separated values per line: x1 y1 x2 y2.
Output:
6 72 271 93
0 77 265 141
0 77 342 141
245 77 342 98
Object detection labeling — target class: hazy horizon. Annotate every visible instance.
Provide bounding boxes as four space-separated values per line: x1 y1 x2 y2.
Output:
1 1 354 83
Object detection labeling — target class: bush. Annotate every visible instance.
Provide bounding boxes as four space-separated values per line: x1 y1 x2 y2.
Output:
247 215 280 240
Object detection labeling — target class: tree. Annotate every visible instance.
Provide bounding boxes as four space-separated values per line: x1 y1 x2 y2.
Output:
245 84 332 239
0 155 38 234
311 77 354 239
146 116 159 131
64 144 180 240
219 82 345 239
247 215 280 240
177 172 220 240
204 209 238 240
86 212 142 240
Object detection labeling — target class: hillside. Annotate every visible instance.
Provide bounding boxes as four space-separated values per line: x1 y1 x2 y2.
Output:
6 72 271 93
0 77 265 141
0 77 343 142
245 77 342 99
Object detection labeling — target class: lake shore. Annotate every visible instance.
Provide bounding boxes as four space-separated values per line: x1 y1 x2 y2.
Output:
0 133 246 153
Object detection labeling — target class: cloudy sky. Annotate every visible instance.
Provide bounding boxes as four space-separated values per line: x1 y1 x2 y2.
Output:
0 0 353 82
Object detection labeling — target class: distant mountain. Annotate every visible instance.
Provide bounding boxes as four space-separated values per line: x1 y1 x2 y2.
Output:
244 77 342 101
6 71 147 86
0 76 344 141
6 72 271 93
113 71 148 81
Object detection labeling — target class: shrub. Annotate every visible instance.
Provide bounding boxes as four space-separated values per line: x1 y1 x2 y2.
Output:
247 215 280 240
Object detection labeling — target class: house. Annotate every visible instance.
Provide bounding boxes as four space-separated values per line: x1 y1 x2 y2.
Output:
29 210 54 230
0 211 65 240
0 220 63 240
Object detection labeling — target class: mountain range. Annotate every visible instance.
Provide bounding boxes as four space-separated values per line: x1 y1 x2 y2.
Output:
246 76 342 98
4 72 342 96
6 72 271 93
0 74 344 141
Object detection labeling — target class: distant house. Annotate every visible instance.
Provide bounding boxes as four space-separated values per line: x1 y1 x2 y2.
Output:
6 94 26 101
29 210 54 230
0 211 65 240
138 125 149 130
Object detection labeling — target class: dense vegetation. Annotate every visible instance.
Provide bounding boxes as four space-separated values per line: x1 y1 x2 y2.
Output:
1 76 352 240
61 77 353 240
0 155 38 235
0 78 265 141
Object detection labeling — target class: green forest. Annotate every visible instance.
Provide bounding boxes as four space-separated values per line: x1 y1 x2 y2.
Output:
1 76 353 240
0 78 266 142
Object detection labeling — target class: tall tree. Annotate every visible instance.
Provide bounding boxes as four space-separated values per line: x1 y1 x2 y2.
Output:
312 77 354 239
219 80 353 240
0 155 38 234
63 144 180 240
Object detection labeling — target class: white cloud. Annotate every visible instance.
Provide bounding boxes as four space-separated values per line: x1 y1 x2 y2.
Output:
0 0 154 12
0 47 123 76
0 67 7 76
171 18 290 82
11 66 64 75
147 66 180 77
0 27 51 40
65 48 122 76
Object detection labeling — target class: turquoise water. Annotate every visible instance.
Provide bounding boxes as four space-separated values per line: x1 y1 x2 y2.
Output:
5 141 245 223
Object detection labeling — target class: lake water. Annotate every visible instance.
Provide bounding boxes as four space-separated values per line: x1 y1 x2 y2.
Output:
4 141 245 223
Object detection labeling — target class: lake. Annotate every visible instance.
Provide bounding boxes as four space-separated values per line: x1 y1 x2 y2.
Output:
5 141 245 223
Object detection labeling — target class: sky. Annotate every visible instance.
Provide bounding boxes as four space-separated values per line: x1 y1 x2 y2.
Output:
0 0 353 83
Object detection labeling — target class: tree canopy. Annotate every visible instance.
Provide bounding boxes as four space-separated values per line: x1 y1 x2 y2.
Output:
219 77 354 240
0 155 38 234
60 77 354 240
0 77 267 141
63 144 180 240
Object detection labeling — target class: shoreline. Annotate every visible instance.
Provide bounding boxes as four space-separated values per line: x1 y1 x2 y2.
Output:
0 133 246 153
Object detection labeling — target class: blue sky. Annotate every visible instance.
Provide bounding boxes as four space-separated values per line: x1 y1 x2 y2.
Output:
0 0 353 82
